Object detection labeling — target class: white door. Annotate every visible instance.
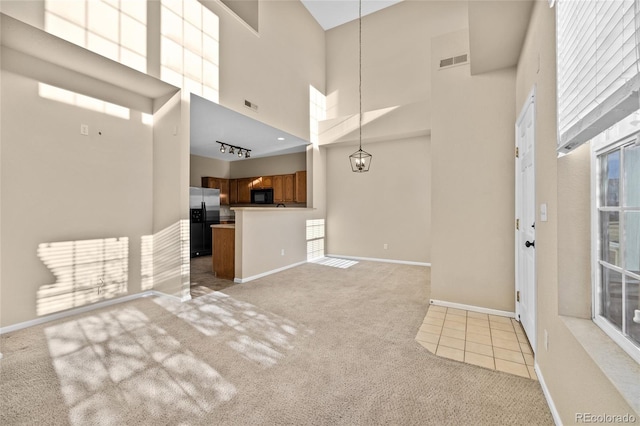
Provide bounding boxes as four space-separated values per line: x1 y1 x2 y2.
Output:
515 89 536 353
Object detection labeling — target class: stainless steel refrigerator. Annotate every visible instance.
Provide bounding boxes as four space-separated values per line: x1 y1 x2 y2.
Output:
190 187 220 257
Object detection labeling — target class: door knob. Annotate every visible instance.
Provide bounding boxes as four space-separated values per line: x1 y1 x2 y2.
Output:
525 240 535 248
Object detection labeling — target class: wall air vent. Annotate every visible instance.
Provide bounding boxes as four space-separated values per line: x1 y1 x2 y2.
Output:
244 99 258 112
439 53 469 69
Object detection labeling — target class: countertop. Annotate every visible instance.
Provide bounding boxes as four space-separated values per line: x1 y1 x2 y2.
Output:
211 224 235 229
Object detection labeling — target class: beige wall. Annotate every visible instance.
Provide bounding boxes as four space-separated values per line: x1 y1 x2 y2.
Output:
325 0 467 119
325 136 430 263
430 29 516 312
516 1 636 419
201 0 325 140
321 1 468 265
234 208 311 281
1 0 325 150
229 152 306 179
151 91 191 300
0 0 326 328
190 154 231 187
0 69 154 326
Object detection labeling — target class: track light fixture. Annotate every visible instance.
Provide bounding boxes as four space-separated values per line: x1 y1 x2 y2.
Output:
216 141 251 160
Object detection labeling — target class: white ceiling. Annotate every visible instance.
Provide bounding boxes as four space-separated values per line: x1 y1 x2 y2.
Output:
190 94 310 162
300 0 404 30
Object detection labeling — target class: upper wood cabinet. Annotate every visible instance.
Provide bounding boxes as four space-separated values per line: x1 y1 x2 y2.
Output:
283 174 294 202
273 175 284 203
294 171 306 203
251 176 273 189
229 179 238 205
201 177 230 205
262 175 273 188
237 178 252 203
205 171 305 205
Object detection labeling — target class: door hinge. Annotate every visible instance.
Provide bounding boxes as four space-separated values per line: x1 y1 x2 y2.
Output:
516 218 520 230
516 290 520 302
515 147 519 158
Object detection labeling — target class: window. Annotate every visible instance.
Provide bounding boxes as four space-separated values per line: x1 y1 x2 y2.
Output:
594 135 640 363
45 0 147 73
557 0 640 362
306 219 325 261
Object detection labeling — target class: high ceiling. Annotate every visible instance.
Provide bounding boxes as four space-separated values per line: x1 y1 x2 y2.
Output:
190 0 534 161
300 0 404 30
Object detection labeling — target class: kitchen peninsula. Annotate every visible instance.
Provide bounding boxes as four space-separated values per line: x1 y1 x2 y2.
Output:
211 224 235 280
214 206 317 283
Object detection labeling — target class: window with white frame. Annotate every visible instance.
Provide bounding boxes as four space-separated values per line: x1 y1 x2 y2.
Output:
594 136 640 362
557 0 640 363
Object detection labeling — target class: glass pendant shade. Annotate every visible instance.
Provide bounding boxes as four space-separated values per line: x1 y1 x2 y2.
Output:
349 147 372 172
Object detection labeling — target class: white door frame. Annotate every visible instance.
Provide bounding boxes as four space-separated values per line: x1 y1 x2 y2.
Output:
515 86 537 353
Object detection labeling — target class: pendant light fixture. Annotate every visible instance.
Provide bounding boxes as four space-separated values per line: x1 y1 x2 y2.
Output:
349 0 372 173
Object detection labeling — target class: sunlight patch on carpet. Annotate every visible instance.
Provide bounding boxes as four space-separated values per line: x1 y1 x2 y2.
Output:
309 257 358 269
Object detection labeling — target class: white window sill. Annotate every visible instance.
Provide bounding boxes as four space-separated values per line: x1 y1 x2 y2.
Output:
561 316 640 414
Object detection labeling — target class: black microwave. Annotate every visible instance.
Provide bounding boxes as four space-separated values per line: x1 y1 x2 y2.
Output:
251 188 273 204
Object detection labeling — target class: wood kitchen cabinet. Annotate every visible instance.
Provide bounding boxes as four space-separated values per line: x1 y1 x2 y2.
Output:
237 178 252 203
283 174 294 202
294 171 306 203
201 177 230 205
229 179 238 204
251 176 273 189
273 175 284 202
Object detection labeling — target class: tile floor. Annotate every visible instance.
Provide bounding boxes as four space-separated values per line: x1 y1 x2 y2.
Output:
415 305 537 380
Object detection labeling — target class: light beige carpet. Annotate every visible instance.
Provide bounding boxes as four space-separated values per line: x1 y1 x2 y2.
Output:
0 261 553 425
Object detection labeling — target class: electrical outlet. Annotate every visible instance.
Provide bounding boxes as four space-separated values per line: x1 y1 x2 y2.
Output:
383 243 388 250
80 124 89 135
281 249 285 256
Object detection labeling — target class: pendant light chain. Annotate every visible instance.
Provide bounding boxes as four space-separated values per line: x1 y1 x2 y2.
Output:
359 0 362 151
348 0 372 172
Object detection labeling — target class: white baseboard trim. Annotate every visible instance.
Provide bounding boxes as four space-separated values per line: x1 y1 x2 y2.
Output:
535 362 563 426
0 289 187 335
234 260 308 284
326 254 430 267
429 299 516 318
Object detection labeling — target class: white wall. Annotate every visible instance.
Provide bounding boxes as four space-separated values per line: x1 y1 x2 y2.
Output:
430 29 516 312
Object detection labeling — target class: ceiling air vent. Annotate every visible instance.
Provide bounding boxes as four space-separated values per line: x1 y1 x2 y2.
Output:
439 53 469 69
244 99 258 112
